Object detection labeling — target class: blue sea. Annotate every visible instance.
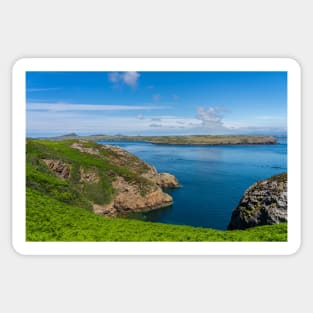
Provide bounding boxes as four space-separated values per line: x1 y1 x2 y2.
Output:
98 138 287 230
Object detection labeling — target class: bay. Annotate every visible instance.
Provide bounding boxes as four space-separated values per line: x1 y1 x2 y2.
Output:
98 138 287 230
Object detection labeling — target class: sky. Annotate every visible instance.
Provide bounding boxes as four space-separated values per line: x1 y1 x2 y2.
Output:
26 71 287 137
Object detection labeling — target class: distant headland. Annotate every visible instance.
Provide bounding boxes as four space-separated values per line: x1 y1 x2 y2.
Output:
34 134 277 145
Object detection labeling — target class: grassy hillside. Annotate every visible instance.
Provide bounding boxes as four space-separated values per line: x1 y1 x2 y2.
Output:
27 188 287 242
26 138 287 242
27 139 156 210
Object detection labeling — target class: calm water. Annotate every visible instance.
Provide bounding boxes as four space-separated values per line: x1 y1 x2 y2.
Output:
98 138 287 230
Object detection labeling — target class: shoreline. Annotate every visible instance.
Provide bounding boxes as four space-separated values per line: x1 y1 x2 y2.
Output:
33 134 278 145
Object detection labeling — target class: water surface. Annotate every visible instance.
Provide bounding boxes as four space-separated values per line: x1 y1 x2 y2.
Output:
98 138 287 230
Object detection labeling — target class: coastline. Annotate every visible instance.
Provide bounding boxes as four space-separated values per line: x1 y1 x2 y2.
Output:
34 134 278 145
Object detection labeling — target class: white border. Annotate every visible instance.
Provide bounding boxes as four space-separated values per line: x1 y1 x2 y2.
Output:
12 58 301 255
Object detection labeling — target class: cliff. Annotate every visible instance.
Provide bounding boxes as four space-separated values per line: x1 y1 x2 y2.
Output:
26 139 179 217
228 172 287 230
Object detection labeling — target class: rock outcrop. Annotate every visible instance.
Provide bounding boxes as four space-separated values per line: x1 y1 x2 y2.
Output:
42 159 70 179
93 145 179 216
141 166 180 189
228 172 287 230
152 173 180 188
69 141 180 216
71 142 100 155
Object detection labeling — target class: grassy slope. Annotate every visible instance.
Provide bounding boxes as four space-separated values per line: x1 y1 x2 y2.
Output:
27 189 287 242
26 139 154 210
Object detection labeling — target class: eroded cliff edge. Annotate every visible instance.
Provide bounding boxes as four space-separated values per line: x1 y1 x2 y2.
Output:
29 140 180 217
228 172 287 230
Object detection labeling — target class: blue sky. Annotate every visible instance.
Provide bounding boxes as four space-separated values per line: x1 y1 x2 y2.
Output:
26 71 287 136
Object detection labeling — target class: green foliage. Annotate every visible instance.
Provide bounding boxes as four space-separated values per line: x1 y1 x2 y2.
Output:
26 189 287 242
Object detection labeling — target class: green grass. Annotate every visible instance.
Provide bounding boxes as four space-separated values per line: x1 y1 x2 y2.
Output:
26 189 287 242
26 139 155 209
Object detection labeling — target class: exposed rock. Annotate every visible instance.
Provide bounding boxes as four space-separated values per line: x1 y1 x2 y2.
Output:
80 167 99 183
71 143 100 155
100 144 154 174
94 176 173 216
70 142 179 216
100 143 180 188
42 159 70 179
228 173 287 230
93 203 116 216
142 172 180 188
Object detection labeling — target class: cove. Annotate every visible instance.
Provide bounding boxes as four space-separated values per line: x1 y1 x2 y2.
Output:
98 138 287 230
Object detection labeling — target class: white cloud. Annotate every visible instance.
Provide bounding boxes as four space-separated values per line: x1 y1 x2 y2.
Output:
26 106 286 136
108 72 120 83
27 103 169 112
196 106 227 130
27 111 179 135
108 71 140 88
122 72 140 88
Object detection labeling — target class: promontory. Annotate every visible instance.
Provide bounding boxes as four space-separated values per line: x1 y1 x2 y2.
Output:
27 139 180 217
228 172 287 230
43 134 277 145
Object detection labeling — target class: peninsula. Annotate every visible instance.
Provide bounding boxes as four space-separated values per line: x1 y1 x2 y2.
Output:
41 134 277 145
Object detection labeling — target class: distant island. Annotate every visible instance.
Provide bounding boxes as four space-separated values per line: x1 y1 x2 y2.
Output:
37 134 277 145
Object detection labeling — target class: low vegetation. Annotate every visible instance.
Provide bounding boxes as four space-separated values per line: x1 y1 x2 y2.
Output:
27 188 287 242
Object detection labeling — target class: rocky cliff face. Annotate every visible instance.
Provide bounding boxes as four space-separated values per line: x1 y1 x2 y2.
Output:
228 173 287 230
42 159 70 179
48 141 180 216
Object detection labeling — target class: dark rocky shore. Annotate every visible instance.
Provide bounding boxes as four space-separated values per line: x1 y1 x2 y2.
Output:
228 172 287 230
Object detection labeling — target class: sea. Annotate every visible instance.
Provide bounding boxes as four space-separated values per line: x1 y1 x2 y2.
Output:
97 137 287 230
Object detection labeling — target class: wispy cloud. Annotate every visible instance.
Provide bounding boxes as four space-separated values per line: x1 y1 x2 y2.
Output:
108 71 140 88
149 123 163 128
136 114 145 120
256 115 282 120
27 103 170 112
108 72 120 83
27 88 61 92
